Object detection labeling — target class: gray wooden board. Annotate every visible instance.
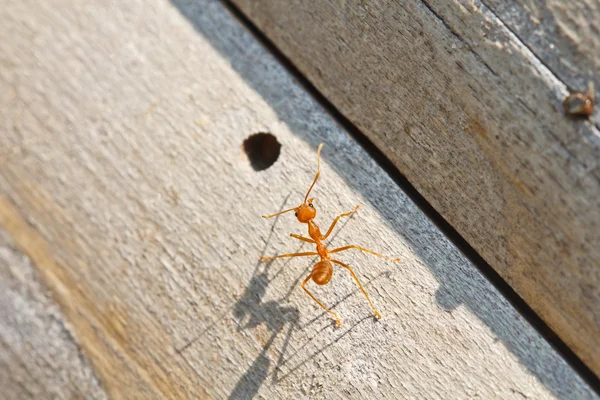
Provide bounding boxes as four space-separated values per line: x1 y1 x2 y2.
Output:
483 0 600 128
0 0 596 398
225 0 600 375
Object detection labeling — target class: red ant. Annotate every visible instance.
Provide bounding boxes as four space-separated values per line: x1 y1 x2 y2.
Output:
261 143 400 326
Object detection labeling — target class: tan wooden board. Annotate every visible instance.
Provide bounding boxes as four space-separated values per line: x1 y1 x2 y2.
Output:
0 230 108 400
225 0 600 375
0 0 597 398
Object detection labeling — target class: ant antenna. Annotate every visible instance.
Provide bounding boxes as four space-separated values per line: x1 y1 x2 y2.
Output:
262 207 297 219
304 143 323 203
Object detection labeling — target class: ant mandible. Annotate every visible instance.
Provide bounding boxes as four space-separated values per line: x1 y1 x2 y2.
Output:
261 143 400 327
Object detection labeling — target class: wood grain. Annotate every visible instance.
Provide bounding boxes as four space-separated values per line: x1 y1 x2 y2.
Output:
0 229 108 400
224 0 600 375
483 0 600 127
0 0 597 398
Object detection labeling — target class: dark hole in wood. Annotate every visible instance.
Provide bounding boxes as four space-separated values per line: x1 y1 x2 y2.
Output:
243 133 281 171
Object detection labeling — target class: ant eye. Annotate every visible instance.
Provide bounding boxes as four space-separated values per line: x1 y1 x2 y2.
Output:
294 212 298 217
309 203 314 208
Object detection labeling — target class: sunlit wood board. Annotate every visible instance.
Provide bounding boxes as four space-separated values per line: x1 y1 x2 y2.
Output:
226 0 600 375
0 0 596 398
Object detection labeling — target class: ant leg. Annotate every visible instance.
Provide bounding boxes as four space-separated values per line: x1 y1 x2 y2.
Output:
260 251 318 262
302 274 341 327
289 233 315 244
321 205 360 240
331 259 381 320
303 143 324 203
329 245 400 262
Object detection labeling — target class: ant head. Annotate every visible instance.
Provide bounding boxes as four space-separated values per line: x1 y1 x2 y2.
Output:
261 198 317 223
262 143 324 223
295 198 316 223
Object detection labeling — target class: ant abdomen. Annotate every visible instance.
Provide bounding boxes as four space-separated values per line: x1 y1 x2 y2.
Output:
312 260 333 285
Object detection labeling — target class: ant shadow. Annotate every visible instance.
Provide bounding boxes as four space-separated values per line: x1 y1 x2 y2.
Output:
229 195 300 400
229 269 299 400
170 1 595 398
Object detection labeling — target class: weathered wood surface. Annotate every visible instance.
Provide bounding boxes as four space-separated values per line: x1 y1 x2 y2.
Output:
483 0 600 127
0 0 597 398
0 230 108 400
224 0 600 375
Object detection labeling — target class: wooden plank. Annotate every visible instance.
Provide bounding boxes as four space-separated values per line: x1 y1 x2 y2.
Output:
0 229 108 400
0 201 208 400
483 0 600 127
0 0 597 398
223 0 600 375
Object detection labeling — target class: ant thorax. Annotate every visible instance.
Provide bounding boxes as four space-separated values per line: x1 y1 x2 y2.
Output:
308 220 322 241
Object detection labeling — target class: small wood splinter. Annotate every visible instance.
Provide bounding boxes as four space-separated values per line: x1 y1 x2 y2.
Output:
261 143 400 327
